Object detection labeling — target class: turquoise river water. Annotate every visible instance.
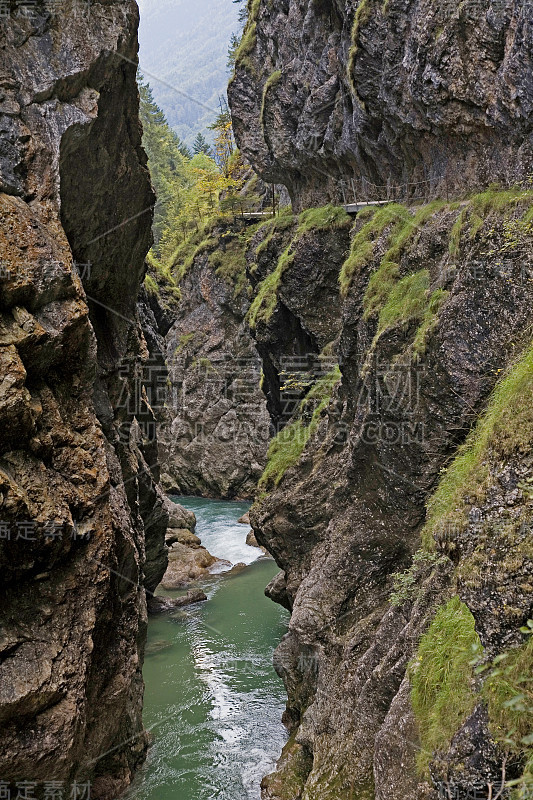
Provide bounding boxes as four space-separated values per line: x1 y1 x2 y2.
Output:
126 497 289 800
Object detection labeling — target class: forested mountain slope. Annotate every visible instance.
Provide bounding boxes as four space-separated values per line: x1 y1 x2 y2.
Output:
138 0 239 145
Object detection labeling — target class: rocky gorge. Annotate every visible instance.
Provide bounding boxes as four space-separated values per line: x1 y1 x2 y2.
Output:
143 232 271 500
225 1 533 798
0 0 532 799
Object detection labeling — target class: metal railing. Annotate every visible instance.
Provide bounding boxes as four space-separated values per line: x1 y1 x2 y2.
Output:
338 174 448 207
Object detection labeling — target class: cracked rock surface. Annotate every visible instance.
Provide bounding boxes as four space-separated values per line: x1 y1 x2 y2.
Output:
0 3 168 796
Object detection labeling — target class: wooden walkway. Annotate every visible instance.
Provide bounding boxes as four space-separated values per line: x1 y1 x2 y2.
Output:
242 201 391 221
241 176 446 221
242 211 275 221
343 200 391 215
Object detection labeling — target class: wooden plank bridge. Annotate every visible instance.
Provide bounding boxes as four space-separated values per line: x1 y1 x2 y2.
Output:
241 175 447 221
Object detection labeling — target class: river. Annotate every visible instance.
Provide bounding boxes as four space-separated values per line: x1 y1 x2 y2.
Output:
126 497 289 800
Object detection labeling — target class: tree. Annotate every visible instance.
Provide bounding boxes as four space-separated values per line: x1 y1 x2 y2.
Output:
138 72 192 250
193 133 212 156
234 0 247 24
208 105 235 177
227 32 241 71
228 0 247 71
137 70 259 273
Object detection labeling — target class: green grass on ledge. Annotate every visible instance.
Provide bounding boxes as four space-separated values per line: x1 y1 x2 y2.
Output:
422 340 533 548
449 186 533 257
410 596 481 777
144 273 159 295
234 0 261 73
363 200 445 317
248 205 350 329
257 366 341 492
347 0 375 89
260 69 282 126
339 203 410 296
412 288 449 357
375 269 430 337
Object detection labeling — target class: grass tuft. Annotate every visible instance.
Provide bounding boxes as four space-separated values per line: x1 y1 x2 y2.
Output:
247 245 294 328
339 203 409 296
422 341 533 548
483 635 533 751
234 0 261 73
249 205 349 328
412 289 449 357
348 0 375 88
448 187 533 257
297 204 352 234
145 252 181 301
362 202 443 316
449 208 467 257
410 597 481 777
257 367 341 492
255 208 295 259
144 274 159 295
260 70 282 125
209 223 264 298
376 269 430 336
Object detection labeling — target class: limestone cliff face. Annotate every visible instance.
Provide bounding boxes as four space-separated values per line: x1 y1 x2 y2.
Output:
0 3 167 796
146 221 271 499
249 199 533 799
228 0 533 211
228 1 533 797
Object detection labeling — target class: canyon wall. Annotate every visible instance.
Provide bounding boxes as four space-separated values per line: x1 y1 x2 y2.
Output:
229 0 533 211
0 2 168 796
248 197 533 799
228 1 533 798
145 219 271 499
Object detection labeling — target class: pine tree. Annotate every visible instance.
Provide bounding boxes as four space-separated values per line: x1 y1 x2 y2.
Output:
234 0 247 24
192 133 212 156
137 72 255 271
208 106 235 177
228 0 247 70
138 73 192 250
227 32 241 71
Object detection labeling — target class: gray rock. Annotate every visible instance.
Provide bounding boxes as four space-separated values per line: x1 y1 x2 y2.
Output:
162 493 197 532
246 529 260 547
229 0 533 211
161 541 222 589
0 2 167 795
147 589 207 614
148 227 271 500
244 202 533 797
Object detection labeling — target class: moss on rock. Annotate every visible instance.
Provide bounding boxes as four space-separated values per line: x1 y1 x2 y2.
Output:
410 597 481 777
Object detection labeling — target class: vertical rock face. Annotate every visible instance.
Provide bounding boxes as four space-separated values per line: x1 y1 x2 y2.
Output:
228 2 533 797
245 199 533 798
0 3 167 796
146 223 271 500
228 0 533 210
248 200 533 800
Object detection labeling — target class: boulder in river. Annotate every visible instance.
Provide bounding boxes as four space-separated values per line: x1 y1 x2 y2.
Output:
148 589 208 614
246 529 270 556
246 529 259 547
157 496 224 590
225 562 249 577
163 494 197 532
166 528 202 547
161 541 224 588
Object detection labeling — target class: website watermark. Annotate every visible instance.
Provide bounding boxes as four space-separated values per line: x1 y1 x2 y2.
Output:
0 781 90 800
0 520 90 543
0 0 92 20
